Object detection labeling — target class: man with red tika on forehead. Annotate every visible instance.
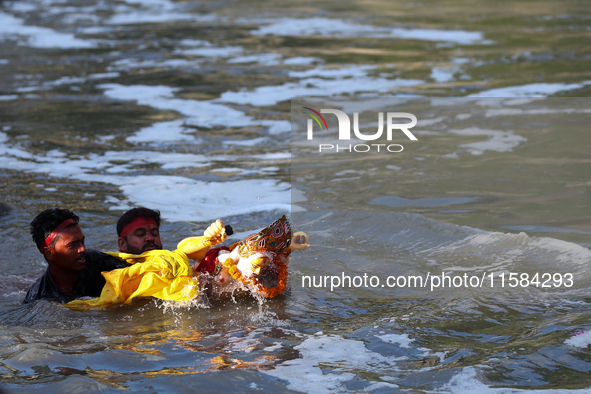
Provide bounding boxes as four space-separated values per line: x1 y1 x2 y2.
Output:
23 208 130 304
116 207 163 255
116 207 225 272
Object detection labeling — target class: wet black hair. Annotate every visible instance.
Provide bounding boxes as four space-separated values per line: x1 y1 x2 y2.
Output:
117 207 161 237
30 208 80 250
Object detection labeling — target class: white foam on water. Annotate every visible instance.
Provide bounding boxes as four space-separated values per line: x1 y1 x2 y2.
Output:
126 120 198 144
565 331 591 348
223 137 268 146
62 14 101 25
334 169 361 176
79 26 113 35
264 334 406 394
0 142 36 160
210 167 278 177
435 230 526 252
431 67 459 83
445 127 527 156
0 139 289 221
106 11 216 25
179 39 211 47
6 2 38 12
283 57 323 65
288 65 376 79
107 58 201 71
291 188 307 204
29 149 214 173
210 168 242 173
0 11 95 48
118 0 176 8
44 4 111 17
251 17 381 38
17 86 49 93
529 236 591 265
0 95 18 101
250 17 485 45
452 57 471 65
323 96 413 114
174 46 243 58
173 38 243 59
99 83 289 136
485 108 591 117
14 72 111 93
437 367 508 393
469 82 591 97
60 169 287 223
88 72 120 80
438 366 591 393
375 333 414 349
252 152 291 160
228 328 267 353
228 53 282 66
362 382 400 391
219 77 423 107
266 120 291 135
46 149 67 158
104 0 217 25
431 229 591 271
390 27 484 45
263 342 283 352
419 116 447 126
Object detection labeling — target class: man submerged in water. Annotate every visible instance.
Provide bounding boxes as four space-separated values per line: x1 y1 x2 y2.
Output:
23 208 130 304
25 207 308 306
24 206 227 305
116 207 163 254
115 206 226 272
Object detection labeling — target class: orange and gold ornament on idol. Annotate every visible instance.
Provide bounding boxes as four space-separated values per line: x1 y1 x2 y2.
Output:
218 215 298 298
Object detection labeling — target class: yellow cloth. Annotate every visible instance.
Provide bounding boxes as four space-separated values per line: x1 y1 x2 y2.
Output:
65 249 199 309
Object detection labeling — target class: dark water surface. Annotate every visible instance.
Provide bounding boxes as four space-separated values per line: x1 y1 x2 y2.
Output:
1 0 591 392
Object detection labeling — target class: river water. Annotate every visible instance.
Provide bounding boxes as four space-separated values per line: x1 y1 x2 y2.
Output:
1 0 591 392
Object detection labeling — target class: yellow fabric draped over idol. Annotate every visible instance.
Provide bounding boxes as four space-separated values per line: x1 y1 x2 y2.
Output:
66 249 198 309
